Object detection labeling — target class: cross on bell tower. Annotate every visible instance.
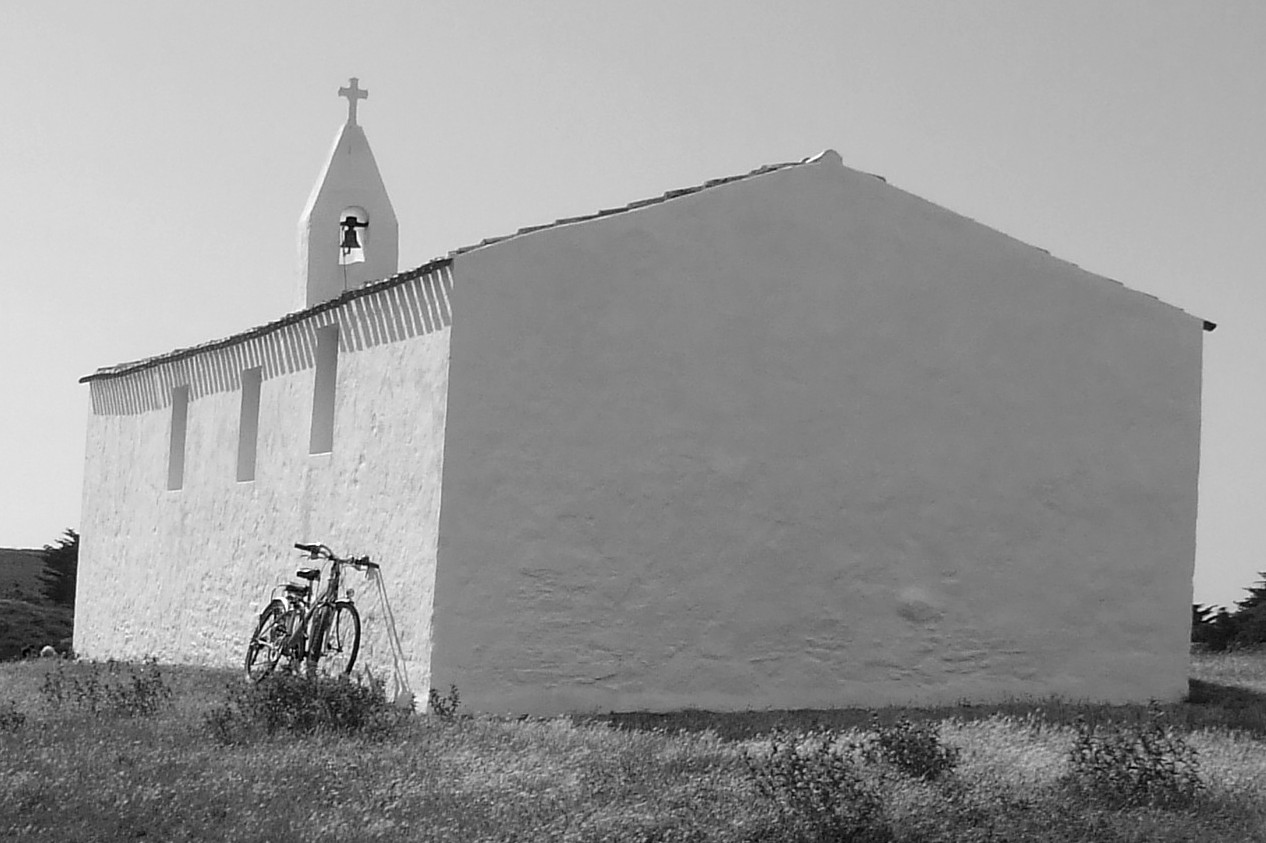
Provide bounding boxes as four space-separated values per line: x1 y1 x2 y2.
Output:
298 77 399 308
338 77 368 125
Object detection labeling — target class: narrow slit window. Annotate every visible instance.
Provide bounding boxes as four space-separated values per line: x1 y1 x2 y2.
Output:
167 385 190 490
237 367 262 482
310 326 339 454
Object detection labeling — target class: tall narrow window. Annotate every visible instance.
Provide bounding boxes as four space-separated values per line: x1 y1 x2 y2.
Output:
310 326 339 454
237 367 262 481
167 385 190 491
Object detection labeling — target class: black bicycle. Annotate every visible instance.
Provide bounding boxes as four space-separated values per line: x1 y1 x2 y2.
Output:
244 543 378 681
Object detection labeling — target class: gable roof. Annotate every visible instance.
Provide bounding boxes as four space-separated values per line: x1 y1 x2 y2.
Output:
80 150 1212 384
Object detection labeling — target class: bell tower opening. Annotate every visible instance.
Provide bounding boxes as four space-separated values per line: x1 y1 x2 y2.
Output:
339 207 368 265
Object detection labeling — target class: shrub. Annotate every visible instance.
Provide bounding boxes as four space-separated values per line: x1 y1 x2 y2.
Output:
743 727 892 843
205 669 407 744
864 715 960 782
1062 705 1203 808
428 684 461 718
38 657 171 717
0 700 24 732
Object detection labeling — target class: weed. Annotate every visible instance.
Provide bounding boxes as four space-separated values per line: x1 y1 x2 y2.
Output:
864 715 961 781
0 699 24 732
205 668 406 744
743 727 892 843
38 657 172 717
109 657 173 716
1063 704 1204 808
428 683 461 718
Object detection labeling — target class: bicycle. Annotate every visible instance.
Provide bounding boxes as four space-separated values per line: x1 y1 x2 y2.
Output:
244 542 378 682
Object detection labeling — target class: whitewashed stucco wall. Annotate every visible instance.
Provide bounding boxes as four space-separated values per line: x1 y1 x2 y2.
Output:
76 266 453 694
431 153 1204 713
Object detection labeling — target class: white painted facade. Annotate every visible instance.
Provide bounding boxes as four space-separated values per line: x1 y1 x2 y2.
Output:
78 266 452 696
78 150 1208 713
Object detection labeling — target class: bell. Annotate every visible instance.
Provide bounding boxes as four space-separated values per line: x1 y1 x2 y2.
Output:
339 221 362 250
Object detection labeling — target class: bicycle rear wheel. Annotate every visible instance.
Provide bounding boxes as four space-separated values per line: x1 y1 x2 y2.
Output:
245 600 288 682
311 601 361 676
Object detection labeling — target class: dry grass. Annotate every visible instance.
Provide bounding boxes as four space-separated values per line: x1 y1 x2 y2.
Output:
0 652 1264 841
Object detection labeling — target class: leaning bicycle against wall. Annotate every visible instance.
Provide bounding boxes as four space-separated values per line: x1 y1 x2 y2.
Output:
244 543 377 681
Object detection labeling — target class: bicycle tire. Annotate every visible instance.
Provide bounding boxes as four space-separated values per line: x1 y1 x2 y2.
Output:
311 601 361 676
245 600 289 682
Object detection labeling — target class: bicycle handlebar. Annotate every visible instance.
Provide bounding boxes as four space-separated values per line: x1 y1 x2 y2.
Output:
293 542 379 570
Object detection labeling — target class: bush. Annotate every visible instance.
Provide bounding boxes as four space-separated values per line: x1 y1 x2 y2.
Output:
428 684 461 718
863 715 960 782
743 727 892 843
1062 705 1203 808
205 669 407 744
38 657 172 717
0 699 25 732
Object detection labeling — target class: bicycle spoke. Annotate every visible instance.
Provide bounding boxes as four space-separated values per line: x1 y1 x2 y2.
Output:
313 603 361 676
245 602 289 682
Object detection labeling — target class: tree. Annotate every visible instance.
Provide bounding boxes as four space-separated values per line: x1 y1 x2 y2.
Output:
1228 572 1266 648
1192 603 1237 651
1234 571 1266 613
1192 572 1266 651
40 528 79 608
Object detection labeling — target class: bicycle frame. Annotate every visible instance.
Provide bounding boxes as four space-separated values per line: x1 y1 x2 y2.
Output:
287 546 367 660
247 543 377 679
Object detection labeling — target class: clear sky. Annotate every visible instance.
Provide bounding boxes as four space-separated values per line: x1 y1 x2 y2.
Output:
2 2 1262 609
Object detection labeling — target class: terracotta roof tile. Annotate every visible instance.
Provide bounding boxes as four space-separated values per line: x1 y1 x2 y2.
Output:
79 257 452 382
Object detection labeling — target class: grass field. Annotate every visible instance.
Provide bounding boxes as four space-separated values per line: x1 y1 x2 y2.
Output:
0 599 73 662
0 546 73 662
0 548 47 604
2 652 1266 842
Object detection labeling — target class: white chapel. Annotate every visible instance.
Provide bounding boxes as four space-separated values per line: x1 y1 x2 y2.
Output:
76 80 1212 713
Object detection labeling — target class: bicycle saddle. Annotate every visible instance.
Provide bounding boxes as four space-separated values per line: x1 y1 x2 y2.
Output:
295 567 321 581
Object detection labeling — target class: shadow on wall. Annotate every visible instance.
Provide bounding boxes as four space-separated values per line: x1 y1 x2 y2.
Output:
89 264 454 417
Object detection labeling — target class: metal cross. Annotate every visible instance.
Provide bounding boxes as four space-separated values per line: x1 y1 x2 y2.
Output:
338 77 368 124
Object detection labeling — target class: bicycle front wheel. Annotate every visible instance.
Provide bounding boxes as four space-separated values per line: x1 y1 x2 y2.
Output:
311 601 361 676
245 600 288 682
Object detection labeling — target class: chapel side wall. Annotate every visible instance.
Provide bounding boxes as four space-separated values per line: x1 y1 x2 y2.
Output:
431 155 1202 713
76 268 452 693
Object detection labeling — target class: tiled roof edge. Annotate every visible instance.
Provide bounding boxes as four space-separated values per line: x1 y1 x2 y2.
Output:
79 256 453 383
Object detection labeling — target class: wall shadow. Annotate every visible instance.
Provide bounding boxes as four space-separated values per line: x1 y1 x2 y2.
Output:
571 678 1266 741
88 262 454 416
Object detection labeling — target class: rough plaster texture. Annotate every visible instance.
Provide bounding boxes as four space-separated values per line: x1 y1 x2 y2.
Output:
298 120 399 309
77 267 452 696
430 152 1204 713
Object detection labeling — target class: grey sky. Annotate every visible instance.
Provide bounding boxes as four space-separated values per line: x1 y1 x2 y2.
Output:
2 1 1262 608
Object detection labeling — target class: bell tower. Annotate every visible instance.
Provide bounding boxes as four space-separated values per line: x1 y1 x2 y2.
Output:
298 78 399 308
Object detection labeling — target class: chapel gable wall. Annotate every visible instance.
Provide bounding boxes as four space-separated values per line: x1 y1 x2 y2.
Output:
431 154 1203 713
